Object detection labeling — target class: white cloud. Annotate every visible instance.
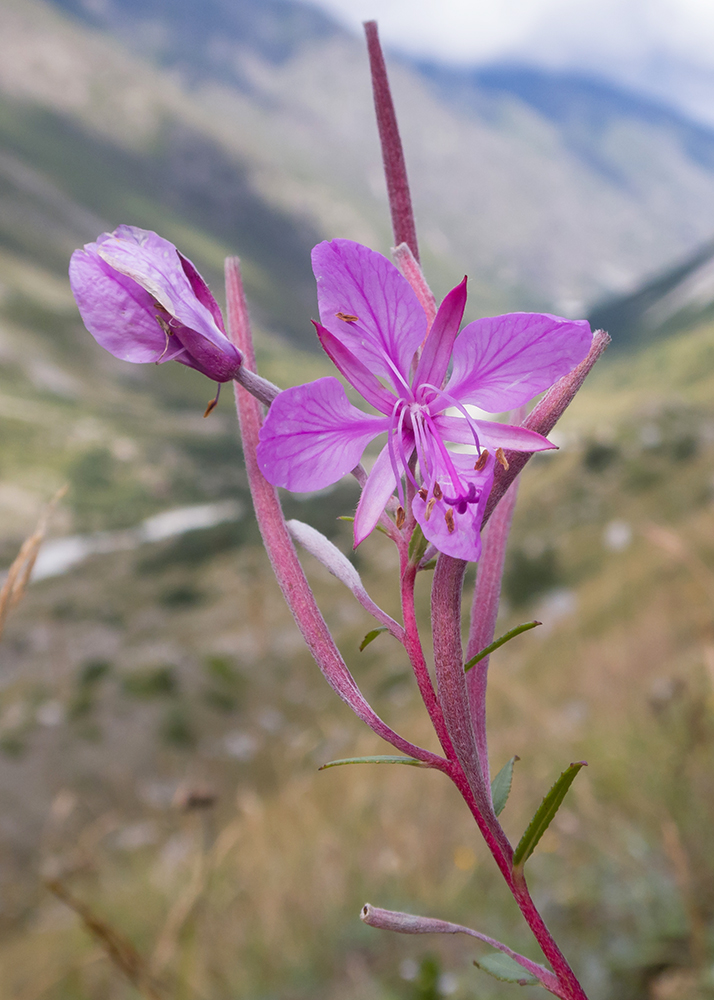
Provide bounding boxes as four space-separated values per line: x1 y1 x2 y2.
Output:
306 0 714 123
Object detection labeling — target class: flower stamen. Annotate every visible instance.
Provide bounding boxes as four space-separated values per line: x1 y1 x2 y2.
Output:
474 449 489 471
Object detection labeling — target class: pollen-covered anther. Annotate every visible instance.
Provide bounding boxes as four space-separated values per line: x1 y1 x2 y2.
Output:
155 315 173 336
444 507 455 534
396 505 406 528
474 449 490 471
496 447 509 470
425 497 436 521
418 487 428 501
335 311 359 322
432 481 443 500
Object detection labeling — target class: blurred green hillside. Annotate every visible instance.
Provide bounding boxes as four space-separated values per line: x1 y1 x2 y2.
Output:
4 306 714 1000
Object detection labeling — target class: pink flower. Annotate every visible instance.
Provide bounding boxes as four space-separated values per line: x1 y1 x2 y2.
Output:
257 240 592 560
69 226 241 382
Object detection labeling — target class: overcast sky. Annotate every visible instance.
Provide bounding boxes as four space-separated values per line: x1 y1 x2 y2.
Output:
305 0 714 125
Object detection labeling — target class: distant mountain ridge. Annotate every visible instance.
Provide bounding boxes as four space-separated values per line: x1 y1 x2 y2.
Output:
416 62 714 185
6 0 714 347
52 0 344 84
589 237 714 349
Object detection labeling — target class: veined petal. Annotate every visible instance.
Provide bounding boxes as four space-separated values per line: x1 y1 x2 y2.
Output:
257 378 389 492
353 439 411 546
413 452 495 561
433 416 556 453
414 277 467 389
69 247 187 364
96 230 230 354
313 322 397 414
446 313 592 412
178 251 226 332
312 239 427 387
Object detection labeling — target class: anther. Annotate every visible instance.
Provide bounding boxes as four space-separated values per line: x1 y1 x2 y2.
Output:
155 315 173 336
203 382 221 417
425 498 436 521
496 447 509 470
418 487 428 501
335 312 359 322
474 449 489 471
444 507 455 533
432 481 443 500
396 505 406 529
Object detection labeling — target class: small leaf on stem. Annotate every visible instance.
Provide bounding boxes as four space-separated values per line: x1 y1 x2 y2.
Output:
464 621 541 673
408 523 429 565
474 953 539 986
360 627 388 651
319 755 429 770
338 515 389 537
513 762 586 869
491 756 520 817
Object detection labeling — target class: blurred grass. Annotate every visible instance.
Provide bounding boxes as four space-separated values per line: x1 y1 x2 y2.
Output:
6 312 714 997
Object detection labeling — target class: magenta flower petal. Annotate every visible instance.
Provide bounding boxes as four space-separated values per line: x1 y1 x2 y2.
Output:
257 378 390 492
413 277 467 389
69 247 187 364
313 321 397 414
353 439 409 546
446 313 592 412
70 226 241 382
433 416 556 453
96 233 228 353
260 240 593 559
312 239 427 386
177 251 227 332
413 452 495 561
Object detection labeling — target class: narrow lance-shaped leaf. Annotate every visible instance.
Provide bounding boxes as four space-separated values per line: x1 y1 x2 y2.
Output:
360 627 388 651
360 905 560 994
491 756 519 817
513 762 586 869
408 523 429 565
464 622 541 673
338 515 389 537
319 755 429 770
474 953 539 986
287 519 403 638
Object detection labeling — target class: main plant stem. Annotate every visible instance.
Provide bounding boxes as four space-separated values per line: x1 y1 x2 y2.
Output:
432 552 588 1000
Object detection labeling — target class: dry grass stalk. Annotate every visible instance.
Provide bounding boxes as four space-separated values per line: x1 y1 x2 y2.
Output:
45 879 165 1000
0 485 67 642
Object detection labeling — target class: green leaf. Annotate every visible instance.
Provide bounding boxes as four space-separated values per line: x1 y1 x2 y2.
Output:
512 762 586 869
319 755 428 770
408 524 429 564
491 755 519 817
338 516 388 536
421 559 436 571
359 627 388 651
474 953 539 985
464 621 541 673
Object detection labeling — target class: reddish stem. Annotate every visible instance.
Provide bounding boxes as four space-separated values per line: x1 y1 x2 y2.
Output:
434 551 588 1000
466 477 520 786
400 558 455 758
364 21 419 261
225 257 445 770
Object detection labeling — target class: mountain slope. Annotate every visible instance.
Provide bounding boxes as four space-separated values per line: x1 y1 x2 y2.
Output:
11 0 714 317
588 238 714 350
